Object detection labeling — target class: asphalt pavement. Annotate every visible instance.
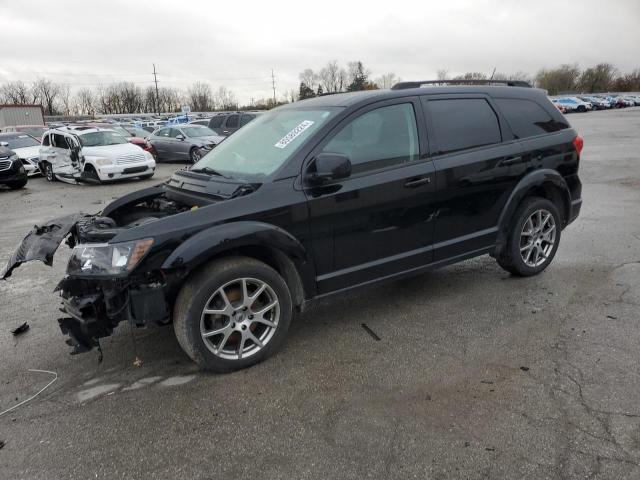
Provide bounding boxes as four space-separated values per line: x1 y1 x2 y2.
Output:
1 109 640 479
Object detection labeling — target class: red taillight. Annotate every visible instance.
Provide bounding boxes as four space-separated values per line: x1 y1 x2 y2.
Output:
573 135 584 155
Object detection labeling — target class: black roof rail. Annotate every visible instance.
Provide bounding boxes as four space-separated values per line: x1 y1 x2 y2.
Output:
391 79 533 90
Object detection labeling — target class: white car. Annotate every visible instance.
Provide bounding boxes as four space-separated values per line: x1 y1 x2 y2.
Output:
39 127 156 184
0 132 41 176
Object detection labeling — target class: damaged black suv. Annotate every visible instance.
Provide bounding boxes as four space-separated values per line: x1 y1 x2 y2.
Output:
2 80 583 372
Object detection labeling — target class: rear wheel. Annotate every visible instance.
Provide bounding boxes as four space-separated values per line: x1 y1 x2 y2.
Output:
497 197 561 277
173 256 293 372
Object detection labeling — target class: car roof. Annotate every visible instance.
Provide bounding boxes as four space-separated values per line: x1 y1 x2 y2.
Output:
281 85 547 110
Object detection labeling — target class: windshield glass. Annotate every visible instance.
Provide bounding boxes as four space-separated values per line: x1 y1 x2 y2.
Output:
192 107 341 180
19 127 46 138
182 126 217 138
1 134 40 148
79 131 128 147
125 127 150 138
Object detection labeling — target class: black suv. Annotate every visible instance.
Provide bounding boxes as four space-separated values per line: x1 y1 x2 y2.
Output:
2 81 582 372
204 111 261 136
0 145 28 190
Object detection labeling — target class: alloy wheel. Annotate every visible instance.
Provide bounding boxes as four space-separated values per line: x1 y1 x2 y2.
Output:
519 209 556 268
200 277 280 360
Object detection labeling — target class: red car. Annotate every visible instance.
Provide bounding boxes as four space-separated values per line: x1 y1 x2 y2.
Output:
2 125 47 142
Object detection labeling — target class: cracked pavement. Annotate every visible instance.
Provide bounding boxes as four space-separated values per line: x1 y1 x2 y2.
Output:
1 108 640 479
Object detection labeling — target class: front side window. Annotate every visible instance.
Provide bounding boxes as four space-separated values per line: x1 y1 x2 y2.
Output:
52 134 69 149
42 134 50 146
322 103 419 174
495 98 567 138
210 116 224 128
425 98 501 154
156 128 170 137
194 107 340 180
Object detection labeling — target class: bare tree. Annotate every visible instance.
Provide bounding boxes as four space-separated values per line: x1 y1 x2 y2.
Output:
58 84 72 115
214 86 237 110
33 77 61 115
436 69 449 80
535 64 580 95
299 69 318 91
374 73 401 89
188 82 215 111
319 60 347 93
0 81 34 104
75 88 96 115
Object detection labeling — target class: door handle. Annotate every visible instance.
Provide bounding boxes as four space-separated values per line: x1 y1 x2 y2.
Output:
502 156 524 166
222 131 230 134
404 176 431 188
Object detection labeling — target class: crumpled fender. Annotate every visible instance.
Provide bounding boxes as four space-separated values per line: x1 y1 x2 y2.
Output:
101 185 164 217
1 213 90 280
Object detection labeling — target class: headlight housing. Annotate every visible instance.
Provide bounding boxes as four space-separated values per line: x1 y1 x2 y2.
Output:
67 239 154 276
143 150 155 162
94 157 113 166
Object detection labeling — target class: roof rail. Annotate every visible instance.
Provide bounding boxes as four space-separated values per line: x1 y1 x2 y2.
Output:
391 79 533 90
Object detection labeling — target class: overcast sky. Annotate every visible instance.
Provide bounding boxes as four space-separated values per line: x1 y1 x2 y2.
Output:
1 0 639 103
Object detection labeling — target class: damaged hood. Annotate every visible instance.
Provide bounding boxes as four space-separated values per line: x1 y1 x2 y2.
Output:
1 213 90 280
81 142 143 158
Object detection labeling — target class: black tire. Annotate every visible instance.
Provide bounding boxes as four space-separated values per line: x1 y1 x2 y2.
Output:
173 256 293 372
7 177 27 190
43 162 56 182
577 105 586 112
189 147 201 163
497 196 562 277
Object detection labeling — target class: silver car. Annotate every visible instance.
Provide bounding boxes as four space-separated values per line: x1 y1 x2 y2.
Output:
148 125 225 162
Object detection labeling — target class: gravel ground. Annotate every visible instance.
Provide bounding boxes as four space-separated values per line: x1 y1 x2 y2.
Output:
1 109 639 479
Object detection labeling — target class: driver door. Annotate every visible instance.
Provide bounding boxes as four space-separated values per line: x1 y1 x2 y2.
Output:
303 98 437 294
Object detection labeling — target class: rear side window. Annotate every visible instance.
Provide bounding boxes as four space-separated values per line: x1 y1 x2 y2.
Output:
225 115 239 128
425 98 501 154
240 114 255 126
52 134 69 149
496 98 566 138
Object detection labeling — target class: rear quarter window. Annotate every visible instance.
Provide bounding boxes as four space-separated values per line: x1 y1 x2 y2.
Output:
495 98 567 139
424 98 501 154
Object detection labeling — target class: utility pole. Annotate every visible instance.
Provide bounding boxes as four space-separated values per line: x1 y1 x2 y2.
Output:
153 63 160 115
271 69 277 107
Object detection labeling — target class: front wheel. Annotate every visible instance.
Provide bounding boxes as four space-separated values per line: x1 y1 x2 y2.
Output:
189 147 202 163
497 197 562 277
173 256 293 372
7 178 27 189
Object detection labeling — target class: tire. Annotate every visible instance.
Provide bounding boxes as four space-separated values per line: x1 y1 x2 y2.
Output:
173 256 293 372
577 105 586 113
497 196 562 277
189 147 201 163
139 172 154 180
43 162 56 182
7 178 27 190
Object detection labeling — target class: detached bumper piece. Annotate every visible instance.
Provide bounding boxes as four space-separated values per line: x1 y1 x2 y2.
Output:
57 277 169 355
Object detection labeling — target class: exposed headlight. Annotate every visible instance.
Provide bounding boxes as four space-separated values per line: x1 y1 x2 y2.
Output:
143 151 154 161
94 157 113 166
67 239 154 276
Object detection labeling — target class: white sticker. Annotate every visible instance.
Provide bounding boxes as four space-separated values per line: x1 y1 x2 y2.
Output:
274 120 314 149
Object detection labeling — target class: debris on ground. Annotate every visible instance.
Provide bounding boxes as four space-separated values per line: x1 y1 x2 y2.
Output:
0 369 58 417
10 322 29 336
133 357 143 367
520 366 530 372
0 440 5 450
360 323 381 341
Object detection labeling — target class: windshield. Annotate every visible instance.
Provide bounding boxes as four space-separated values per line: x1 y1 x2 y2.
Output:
79 131 128 147
1 134 40 148
192 107 341 180
125 127 150 138
182 126 217 138
19 127 46 138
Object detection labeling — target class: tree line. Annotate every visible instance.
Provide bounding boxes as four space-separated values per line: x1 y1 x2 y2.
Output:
1 62 638 116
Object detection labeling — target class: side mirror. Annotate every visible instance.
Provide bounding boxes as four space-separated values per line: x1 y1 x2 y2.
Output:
176 134 185 141
307 153 351 185
0 141 8 147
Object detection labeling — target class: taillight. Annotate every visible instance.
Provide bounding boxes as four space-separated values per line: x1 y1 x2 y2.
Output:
572 135 584 155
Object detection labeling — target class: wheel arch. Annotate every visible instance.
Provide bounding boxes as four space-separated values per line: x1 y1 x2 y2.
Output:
494 169 570 257
162 221 313 310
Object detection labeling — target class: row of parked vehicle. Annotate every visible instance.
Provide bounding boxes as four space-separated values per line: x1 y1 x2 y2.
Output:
550 93 640 113
0 111 262 189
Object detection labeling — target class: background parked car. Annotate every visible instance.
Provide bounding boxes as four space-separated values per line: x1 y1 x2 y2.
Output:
551 97 592 112
0 132 41 175
69 123 154 156
201 111 262 136
0 145 28 189
2 125 47 142
579 96 610 109
148 124 225 162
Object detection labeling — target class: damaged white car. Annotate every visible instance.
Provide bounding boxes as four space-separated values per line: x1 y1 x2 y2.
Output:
39 127 156 184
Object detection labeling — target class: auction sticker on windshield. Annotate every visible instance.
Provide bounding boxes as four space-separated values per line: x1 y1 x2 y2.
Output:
274 120 314 149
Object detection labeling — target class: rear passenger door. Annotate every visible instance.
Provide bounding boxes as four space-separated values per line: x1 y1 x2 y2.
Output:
304 98 437 294
222 114 239 136
422 95 525 261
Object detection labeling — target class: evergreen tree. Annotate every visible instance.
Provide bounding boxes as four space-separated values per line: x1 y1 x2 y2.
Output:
299 82 316 100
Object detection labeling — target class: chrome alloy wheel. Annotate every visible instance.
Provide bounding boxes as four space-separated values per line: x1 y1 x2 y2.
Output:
200 278 280 360
519 209 557 268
